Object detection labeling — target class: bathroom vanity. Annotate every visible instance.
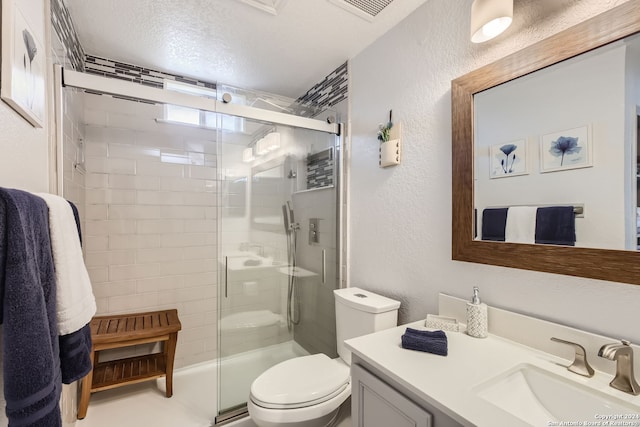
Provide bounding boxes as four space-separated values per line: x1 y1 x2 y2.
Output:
345 294 640 427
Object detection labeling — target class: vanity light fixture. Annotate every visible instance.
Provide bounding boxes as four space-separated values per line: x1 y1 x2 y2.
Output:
255 137 269 156
470 0 513 43
264 132 281 152
242 147 255 162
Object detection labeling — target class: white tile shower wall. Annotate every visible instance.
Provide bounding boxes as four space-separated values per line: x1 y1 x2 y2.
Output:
82 93 218 368
61 87 86 225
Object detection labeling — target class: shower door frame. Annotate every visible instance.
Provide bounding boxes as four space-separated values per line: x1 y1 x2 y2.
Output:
55 64 346 425
59 67 339 134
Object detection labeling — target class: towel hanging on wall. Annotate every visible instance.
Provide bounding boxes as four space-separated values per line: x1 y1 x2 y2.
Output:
505 206 537 244
481 208 508 241
0 188 63 426
535 206 576 246
36 193 96 335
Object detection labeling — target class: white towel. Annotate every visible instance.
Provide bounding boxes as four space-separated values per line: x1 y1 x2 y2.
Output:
505 206 537 244
37 193 96 335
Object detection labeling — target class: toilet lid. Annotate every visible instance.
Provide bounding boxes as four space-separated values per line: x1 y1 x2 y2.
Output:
250 354 350 409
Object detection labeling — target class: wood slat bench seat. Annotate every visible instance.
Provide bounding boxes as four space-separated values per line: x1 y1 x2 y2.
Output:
77 309 182 419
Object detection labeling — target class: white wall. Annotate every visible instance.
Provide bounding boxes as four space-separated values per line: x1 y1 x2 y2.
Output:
0 104 50 191
348 0 640 342
474 44 627 249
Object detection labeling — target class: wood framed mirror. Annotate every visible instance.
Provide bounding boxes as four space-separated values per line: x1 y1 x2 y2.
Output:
451 1 640 285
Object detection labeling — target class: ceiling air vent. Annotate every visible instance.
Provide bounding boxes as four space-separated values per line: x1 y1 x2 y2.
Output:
328 0 395 21
235 0 288 15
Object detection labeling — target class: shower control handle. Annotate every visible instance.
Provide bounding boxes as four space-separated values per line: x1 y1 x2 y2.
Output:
309 218 319 244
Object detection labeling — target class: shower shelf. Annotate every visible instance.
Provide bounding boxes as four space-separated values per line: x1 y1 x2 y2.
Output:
293 184 334 195
277 266 317 277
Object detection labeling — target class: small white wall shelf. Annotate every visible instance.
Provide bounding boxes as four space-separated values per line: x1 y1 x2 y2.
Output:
379 122 402 168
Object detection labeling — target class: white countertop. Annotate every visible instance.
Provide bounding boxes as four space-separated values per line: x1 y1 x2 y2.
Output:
345 319 640 427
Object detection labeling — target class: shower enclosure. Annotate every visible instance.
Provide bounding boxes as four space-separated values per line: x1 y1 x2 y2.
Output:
56 67 342 425
217 99 341 422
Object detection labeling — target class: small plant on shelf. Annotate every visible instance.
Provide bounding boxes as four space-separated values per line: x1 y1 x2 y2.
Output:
377 110 393 142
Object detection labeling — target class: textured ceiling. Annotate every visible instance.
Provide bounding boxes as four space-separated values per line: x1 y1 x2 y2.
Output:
64 0 428 98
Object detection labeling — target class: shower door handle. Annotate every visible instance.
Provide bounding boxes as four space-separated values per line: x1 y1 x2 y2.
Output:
321 250 326 285
224 256 229 298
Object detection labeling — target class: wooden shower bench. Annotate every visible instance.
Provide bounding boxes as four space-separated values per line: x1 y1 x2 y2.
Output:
77 309 182 419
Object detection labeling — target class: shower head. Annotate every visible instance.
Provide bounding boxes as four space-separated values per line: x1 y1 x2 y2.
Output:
282 203 291 234
282 201 297 234
286 201 295 224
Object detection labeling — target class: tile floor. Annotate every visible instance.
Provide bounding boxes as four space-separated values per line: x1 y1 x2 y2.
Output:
75 370 351 427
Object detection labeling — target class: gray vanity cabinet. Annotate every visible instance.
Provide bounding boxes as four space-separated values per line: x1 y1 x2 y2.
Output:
351 359 464 427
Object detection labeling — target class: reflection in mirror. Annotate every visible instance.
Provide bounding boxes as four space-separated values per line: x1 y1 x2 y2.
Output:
251 155 292 230
250 141 336 231
451 1 640 285
221 176 247 217
474 35 640 251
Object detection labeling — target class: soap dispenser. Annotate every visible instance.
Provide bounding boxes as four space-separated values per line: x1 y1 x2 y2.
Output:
466 287 488 338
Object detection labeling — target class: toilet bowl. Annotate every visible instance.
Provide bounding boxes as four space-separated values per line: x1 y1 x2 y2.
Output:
248 287 401 427
247 354 350 427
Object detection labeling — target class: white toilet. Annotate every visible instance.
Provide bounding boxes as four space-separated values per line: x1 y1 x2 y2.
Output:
248 287 401 427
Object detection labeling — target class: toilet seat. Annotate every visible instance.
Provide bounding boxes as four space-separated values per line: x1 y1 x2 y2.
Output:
250 354 349 410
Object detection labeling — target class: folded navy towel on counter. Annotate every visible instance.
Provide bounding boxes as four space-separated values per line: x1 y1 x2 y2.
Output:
401 328 448 356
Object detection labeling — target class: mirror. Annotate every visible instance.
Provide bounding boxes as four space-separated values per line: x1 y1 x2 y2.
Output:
452 1 640 285
474 35 640 251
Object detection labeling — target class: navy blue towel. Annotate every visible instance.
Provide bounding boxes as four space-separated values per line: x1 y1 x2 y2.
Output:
481 208 508 241
60 199 93 384
0 188 62 426
59 324 93 384
401 328 448 356
67 200 82 245
535 206 576 246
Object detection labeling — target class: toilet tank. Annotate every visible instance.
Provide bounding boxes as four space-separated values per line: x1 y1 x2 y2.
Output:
334 287 401 365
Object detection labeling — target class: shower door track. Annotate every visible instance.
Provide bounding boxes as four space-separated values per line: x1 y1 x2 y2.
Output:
58 66 340 135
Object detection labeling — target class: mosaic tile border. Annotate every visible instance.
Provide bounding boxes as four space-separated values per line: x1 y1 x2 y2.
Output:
307 148 334 189
296 62 348 113
51 0 85 71
85 55 217 90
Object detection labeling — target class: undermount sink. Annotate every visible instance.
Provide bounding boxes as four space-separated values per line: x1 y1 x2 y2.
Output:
475 364 639 425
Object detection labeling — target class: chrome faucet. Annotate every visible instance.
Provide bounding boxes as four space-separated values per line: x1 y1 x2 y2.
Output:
550 337 594 377
598 340 640 395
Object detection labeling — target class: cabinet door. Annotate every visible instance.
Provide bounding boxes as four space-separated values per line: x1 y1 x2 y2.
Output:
352 364 432 427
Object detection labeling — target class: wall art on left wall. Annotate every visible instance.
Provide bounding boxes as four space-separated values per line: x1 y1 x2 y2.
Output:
1 0 46 127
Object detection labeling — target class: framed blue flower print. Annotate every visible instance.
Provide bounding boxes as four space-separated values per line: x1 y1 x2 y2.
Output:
489 139 528 178
540 125 592 173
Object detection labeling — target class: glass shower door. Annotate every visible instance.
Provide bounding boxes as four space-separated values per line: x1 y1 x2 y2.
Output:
216 112 340 422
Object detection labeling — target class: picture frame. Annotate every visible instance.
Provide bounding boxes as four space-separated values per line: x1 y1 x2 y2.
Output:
1 0 46 128
489 139 528 178
540 125 592 173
